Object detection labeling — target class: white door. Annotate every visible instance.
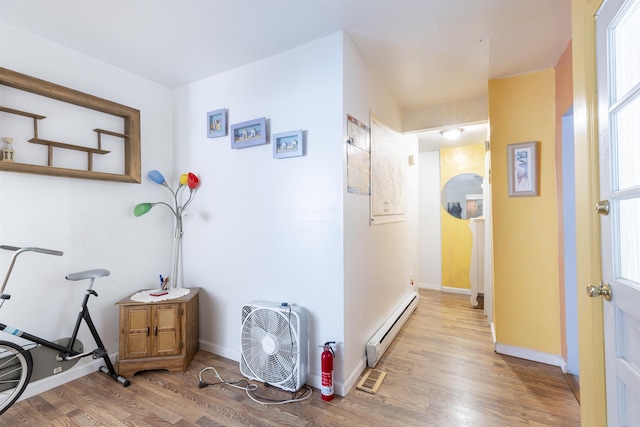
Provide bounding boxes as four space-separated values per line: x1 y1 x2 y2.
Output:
595 0 640 425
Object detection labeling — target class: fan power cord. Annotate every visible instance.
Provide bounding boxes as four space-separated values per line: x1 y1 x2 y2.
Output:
198 366 257 391
198 366 313 405
246 383 313 406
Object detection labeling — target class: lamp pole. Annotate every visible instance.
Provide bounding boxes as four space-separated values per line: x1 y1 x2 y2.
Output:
134 170 200 289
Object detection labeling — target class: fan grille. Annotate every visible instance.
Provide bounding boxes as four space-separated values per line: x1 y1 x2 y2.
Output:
240 303 307 391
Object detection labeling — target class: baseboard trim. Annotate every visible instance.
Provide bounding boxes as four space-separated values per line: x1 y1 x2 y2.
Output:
494 342 566 369
442 286 471 295
341 357 366 396
199 340 240 362
417 282 441 290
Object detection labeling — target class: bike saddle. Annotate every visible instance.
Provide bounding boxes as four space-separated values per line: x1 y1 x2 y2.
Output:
65 269 110 281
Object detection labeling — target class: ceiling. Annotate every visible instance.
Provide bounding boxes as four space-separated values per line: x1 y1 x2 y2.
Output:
413 122 489 152
0 0 572 151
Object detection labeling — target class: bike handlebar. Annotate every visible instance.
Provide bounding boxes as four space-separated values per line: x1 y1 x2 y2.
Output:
0 245 64 257
0 245 64 295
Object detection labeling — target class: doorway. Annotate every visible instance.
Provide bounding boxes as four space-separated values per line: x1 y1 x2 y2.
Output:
562 108 580 394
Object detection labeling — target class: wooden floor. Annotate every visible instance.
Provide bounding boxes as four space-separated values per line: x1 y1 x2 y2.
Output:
0 289 581 426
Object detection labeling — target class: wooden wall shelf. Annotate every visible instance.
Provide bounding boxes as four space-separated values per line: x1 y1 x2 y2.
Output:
29 138 111 155
28 137 110 171
0 161 138 183
0 106 46 120
0 67 141 183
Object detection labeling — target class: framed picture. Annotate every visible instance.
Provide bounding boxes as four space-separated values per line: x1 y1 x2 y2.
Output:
507 141 539 197
273 129 303 159
230 117 267 149
207 109 227 138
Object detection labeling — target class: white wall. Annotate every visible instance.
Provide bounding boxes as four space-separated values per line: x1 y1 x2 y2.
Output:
0 24 419 399
173 32 346 393
0 24 173 396
418 151 442 288
173 31 419 395
342 34 419 392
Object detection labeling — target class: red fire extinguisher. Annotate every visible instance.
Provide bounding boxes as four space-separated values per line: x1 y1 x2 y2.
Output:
321 341 335 401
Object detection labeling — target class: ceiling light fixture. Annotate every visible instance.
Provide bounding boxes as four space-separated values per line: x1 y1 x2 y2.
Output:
440 128 463 141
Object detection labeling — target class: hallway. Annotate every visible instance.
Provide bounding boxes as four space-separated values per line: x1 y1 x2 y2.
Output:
375 289 581 426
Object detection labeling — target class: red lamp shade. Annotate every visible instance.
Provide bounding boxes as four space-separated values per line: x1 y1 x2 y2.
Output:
188 172 199 189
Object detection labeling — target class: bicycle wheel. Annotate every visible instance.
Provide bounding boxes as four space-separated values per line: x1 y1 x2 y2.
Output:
0 341 32 415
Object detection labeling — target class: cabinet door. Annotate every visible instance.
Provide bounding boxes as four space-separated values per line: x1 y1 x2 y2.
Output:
152 304 181 357
121 306 151 359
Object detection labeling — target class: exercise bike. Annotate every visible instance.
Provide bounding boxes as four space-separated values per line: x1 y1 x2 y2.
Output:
0 245 130 415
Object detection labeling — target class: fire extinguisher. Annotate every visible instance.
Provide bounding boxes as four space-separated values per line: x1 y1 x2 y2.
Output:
321 341 335 401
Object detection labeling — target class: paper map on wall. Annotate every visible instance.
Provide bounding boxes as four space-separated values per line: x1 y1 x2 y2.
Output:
370 115 405 224
346 114 370 195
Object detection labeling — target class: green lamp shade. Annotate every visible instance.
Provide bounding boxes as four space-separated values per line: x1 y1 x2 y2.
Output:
134 203 153 217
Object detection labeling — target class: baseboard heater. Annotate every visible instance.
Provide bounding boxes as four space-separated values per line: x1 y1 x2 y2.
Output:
366 291 419 368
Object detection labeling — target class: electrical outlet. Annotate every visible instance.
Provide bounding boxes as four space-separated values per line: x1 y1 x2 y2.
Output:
410 273 414 286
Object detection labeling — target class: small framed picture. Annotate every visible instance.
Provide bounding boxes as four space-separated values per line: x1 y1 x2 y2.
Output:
507 141 539 197
207 109 227 138
230 117 267 149
273 130 303 159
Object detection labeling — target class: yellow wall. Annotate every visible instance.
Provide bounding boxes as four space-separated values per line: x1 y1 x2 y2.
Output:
572 0 607 425
489 70 561 355
440 144 485 289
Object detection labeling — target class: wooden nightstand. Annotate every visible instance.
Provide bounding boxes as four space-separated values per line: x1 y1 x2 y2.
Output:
116 288 199 377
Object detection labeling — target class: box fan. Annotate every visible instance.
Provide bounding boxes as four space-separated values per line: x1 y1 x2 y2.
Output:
240 301 308 392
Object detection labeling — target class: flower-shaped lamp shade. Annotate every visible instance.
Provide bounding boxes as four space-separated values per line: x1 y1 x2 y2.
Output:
179 174 188 185
188 172 199 189
148 170 166 185
134 203 155 217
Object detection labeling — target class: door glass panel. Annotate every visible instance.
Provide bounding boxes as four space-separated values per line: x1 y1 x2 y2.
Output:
613 95 640 190
618 197 640 283
614 0 640 100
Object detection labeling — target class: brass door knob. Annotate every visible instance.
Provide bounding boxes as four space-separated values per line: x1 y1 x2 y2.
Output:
595 200 610 215
586 282 612 301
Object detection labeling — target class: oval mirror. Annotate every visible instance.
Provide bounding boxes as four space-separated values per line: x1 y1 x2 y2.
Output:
441 173 484 220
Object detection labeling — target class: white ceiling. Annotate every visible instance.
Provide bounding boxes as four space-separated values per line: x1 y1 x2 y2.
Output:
413 122 489 152
0 0 572 151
